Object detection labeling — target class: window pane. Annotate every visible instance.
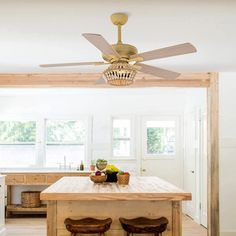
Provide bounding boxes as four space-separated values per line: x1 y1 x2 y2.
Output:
112 119 131 157
46 144 85 168
46 120 86 143
0 121 36 167
112 140 130 157
46 120 87 167
113 119 130 138
0 121 36 143
146 120 175 155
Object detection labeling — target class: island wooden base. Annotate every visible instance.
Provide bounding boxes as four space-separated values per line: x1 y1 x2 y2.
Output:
47 200 182 236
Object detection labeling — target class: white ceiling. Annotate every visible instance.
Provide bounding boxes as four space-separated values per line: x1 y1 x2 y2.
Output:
0 0 236 73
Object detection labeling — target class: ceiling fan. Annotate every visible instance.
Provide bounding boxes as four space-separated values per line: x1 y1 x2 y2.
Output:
40 13 197 86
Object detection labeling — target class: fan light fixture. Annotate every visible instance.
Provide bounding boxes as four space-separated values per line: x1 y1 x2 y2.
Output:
103 62 137 86
40 12 197 86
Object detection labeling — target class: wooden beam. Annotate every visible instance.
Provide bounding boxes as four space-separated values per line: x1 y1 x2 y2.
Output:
207 72 219 236
0 73 210 87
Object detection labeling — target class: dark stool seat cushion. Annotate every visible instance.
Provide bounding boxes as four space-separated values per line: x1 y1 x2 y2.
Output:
64 217 112 234
119 217 168 234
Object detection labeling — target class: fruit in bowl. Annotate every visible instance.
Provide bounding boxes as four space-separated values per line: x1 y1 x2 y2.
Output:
90 171 107 183
96 159 108 171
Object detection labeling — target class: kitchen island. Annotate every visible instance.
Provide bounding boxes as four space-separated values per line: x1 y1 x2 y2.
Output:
41 176 191 236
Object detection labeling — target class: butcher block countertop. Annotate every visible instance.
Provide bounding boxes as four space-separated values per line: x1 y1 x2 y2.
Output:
40 176 191 201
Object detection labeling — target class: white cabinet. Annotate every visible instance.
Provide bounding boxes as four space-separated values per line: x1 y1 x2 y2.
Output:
0 175 5 233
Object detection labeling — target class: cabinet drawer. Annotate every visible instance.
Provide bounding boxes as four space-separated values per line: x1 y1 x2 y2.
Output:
46 175 63 184
6 175 25 185
25 175 46 184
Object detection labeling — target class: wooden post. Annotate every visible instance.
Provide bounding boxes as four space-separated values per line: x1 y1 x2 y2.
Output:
172 201 182 236
47 201 57 236
207 73 219 236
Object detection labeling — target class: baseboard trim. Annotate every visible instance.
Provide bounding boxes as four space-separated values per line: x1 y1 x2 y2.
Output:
221 232 236 236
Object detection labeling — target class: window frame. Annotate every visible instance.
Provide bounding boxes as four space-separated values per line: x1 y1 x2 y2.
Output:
110 116 135 160
141 115 180 160
43 116 92 168
0 115 92 169
0 117 37 168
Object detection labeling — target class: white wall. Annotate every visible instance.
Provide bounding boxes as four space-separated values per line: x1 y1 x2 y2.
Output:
219 73 236 236
0 87 204 203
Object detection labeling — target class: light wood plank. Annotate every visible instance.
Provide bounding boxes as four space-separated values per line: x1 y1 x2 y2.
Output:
207 73 219 236
0 73 210 88
7 204 47 212
56 200 172 236
47 201 56 236
172 201 182 236
40 176 192 201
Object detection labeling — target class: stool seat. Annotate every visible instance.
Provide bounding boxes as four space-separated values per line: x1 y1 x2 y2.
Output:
119 217 168 235
64 217 112 235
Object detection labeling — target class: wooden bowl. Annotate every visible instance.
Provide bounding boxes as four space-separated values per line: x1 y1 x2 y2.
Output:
90 174 107 183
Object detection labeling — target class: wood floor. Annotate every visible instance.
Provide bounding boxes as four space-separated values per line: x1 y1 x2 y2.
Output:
0 214 206 236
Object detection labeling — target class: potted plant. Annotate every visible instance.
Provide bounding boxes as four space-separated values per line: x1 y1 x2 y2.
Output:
105 164 119 182
96 159 108 171
90 160 96 171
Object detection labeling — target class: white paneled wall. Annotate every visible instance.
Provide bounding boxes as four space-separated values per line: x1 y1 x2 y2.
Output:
219 73 236 236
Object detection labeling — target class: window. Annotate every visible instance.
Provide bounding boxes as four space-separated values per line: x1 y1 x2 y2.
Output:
0 121 36 167
45 119 87 167
112 118 132 158
143 119 176 157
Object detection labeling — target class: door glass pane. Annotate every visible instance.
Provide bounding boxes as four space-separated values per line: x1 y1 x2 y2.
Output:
146 120 175 155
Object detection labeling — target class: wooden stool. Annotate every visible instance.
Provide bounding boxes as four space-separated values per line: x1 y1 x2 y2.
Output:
119 217 168 236
64 217 112 236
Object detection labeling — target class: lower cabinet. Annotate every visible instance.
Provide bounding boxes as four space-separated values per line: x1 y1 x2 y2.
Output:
0 175 5 232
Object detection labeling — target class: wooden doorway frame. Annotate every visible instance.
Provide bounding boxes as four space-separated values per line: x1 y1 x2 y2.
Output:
0 72 219 236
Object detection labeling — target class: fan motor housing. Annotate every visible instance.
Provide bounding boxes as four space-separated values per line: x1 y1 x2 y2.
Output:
102 43 138 62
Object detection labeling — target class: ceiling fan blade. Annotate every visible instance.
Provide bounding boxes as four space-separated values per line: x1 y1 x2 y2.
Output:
95 77 106 85
82 33 120 58
40 61 105 68
136 63 180 80
132 43 196 62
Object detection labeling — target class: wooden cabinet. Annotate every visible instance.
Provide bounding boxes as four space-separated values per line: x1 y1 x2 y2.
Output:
6 174 24 185
0 175 5 233
2 172 90 217
25 174 46 185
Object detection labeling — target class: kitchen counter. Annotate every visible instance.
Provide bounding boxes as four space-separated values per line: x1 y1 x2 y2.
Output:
41 176 191 236
41 176 191 201
2 171 91 217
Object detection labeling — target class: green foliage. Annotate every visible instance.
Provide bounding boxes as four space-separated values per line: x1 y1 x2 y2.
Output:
147 127 165 154
0 121 36 143
46 120 86 143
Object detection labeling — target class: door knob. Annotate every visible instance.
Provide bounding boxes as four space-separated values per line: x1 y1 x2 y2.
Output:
142 169 146 172
190 170 195 173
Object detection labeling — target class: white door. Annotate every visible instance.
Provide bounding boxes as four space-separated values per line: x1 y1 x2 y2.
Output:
200 111 207 227
140 116 182 188
183 111 197 219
